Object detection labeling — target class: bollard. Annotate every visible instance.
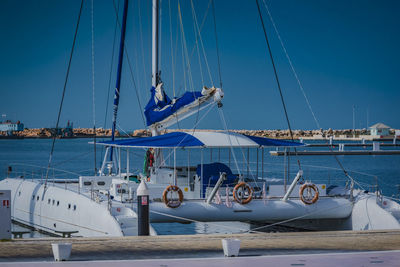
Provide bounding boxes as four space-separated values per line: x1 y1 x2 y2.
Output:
222 238 241 257
137 179 149 236
51 243 72 261
373 141 380 151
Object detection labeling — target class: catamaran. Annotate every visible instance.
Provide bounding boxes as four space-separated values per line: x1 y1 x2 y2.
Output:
1 0 400 237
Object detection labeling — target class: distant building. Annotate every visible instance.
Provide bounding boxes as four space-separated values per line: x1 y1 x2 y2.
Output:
369 123 391 136
0 120 24 132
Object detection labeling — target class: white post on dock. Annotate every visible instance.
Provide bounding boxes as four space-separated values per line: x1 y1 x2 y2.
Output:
373 142 380 151
137 180 149 236
339 144 345 152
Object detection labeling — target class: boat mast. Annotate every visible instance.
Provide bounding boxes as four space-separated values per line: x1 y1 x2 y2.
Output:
110 0 129 162
151 0 160 136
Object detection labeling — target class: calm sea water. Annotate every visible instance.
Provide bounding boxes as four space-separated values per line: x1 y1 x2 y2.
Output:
1 138 399 237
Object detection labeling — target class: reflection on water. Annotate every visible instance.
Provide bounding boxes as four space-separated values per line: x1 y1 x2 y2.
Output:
12 221 250 239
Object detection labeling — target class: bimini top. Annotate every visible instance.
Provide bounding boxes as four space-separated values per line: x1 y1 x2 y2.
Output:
96 131 303 148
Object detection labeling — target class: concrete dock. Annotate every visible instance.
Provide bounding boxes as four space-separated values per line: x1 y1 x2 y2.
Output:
1 230 400 263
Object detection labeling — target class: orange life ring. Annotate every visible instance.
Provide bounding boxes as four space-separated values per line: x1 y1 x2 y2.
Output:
162 185 184 208
233 182 253 204
299 183 319 205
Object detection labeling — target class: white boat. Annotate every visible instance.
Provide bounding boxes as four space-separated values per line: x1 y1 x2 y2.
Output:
1 0 400 237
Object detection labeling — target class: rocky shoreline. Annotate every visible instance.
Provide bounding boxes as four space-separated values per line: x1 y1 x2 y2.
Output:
0 127 396 139
0 128 119 139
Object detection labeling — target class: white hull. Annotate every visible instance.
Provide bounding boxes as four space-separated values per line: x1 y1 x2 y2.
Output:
3 176 400 237
149 198 353 223
0 178 132 237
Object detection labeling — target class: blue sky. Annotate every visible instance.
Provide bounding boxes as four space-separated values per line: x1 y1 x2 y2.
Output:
0 0 399 131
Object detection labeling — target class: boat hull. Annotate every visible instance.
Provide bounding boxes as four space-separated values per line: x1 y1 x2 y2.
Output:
0 178 124 237
148 197 353 223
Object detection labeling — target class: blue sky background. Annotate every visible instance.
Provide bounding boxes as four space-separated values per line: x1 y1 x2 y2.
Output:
0 0 399 131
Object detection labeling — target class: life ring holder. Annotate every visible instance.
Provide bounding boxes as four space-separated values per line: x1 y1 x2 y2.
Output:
299 183 319 205
233 182 253 205
162 185 184 208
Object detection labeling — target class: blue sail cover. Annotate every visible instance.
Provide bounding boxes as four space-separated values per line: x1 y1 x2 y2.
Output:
243 134 302 147
144 86 203 126
97 131 304 148
99 132 204 148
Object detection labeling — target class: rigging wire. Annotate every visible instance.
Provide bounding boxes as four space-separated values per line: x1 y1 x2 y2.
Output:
112 0 147 129
261 0 354 184
218 109 242 177
159 0 162 74
187 0 212 68
190 0 214 86
168 0 176 97
137 0 149 91
176 0 212 96
211 0 223 89
262 0 319 129
255 0 301 171
177 1 195 93
247 196 357 233
161 102 217 164
100 0 120 167
44 0 84 189
91 0 97 175
190 0 205 86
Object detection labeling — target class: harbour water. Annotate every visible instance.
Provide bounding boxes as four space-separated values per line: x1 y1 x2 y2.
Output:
1 138 399 237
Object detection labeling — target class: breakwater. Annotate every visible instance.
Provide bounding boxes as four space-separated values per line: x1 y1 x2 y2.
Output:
0 128 397 139
0 128 120 138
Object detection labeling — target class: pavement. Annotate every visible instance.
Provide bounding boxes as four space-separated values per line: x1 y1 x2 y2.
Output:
1 230 400 265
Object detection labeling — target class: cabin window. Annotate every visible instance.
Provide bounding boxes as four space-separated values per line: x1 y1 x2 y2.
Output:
73 205 76 211
32 195 34 200
57 201 59 206
68 204 71 209
83 181 92 186
48 199 51 204
97 181 105 186
18 191 21 196
37 196 39 201
52 200 55 205
117 189 127 194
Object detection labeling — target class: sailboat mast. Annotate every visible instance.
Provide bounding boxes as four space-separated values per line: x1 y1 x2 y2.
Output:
152 0 159 88
110 0 129 161
151 0 161 138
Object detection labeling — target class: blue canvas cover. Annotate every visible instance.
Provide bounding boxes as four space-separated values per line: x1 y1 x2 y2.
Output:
243 134 303 147
144 86 203 126
196 162 238 197
97 131 304 148
98 132 204 148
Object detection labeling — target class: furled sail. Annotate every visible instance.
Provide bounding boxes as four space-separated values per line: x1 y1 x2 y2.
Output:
144 83 223 128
